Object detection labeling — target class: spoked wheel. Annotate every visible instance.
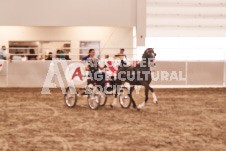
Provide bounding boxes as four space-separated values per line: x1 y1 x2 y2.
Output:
64 87 77 108
119 87 131 108
98 91 107 106
87 90 100 110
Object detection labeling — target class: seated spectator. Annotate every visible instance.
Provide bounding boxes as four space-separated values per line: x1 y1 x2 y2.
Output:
45 52 53 60
114 48 126 59
27 49 37 60
21 53 27 61
105 55 109 59
60 50 65 59
65 54 71 60
12 52 22 60
56 50 61 59
114 48 127 67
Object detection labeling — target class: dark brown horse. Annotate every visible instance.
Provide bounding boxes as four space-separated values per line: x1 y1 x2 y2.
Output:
111 48 158 111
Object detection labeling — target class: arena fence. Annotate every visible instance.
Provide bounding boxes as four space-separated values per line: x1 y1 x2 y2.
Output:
0 60 225 88
0 47 225 88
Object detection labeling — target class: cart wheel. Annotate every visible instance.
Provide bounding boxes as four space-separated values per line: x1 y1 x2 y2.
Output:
87 91 99 110
119 87 131 108
98 91 107 106
64 87 77 108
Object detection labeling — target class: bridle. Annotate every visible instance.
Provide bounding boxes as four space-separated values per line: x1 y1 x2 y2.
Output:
144 48 156 67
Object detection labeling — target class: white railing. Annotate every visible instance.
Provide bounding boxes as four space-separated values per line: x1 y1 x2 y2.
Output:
3 47 226 61
0 48 226 87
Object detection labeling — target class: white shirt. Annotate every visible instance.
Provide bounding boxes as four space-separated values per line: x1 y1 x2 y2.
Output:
12 55 22 60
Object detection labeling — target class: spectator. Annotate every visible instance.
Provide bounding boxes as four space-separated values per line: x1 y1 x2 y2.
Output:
56 50 61 59
45 52 53 60
0 45 7 60
114 48 127 67
115 48 126 58
27 49 37 60
65 54 71 60
12 52 22 60
58 50 65 59
21 53 27 61
105 55 109 59
82 49 92 61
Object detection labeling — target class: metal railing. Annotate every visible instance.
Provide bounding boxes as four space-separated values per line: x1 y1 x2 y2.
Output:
1 47 225 61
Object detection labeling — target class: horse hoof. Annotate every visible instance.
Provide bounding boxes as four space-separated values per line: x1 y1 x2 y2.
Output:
137 108 141 111
110 105 114 108
156 101 158 104
154 100 158 104
133 105 137 109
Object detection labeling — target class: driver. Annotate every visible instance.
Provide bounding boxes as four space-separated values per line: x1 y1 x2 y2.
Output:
85 49 106 83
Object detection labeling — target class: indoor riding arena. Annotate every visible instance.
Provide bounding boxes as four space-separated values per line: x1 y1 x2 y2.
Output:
0 0 226 150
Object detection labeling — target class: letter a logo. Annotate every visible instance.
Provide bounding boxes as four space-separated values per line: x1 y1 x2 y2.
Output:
72 67 83 80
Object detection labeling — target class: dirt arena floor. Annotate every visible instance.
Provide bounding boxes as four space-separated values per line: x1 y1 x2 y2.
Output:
0 88 226 150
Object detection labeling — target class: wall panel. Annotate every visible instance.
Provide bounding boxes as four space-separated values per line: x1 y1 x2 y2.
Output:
0 60 225 87
187 61 224 85
146 0 226 36
0 0 136 27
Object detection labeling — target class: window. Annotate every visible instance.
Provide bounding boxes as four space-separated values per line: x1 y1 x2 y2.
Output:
9 41 71 60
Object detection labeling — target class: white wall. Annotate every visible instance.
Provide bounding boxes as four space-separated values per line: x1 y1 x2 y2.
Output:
0 0 148 46
0 0 136 27
40 42 70 50
141 37 226 61
146 0 226 36
0 26 134 60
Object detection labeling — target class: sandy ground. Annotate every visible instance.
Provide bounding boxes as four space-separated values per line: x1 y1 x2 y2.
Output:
0 88 226 150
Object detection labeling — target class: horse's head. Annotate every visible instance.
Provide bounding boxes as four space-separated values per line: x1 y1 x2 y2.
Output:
142 48 156 67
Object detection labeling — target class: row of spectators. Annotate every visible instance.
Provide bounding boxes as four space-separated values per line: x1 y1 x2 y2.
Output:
0 45 71 61
0 45 126 61
45 50 71 60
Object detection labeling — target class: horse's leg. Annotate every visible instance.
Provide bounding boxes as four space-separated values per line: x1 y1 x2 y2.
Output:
138 85 149 110
110 82 121 108
110 90 118 108
149 86 158 104
128 86 136 108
